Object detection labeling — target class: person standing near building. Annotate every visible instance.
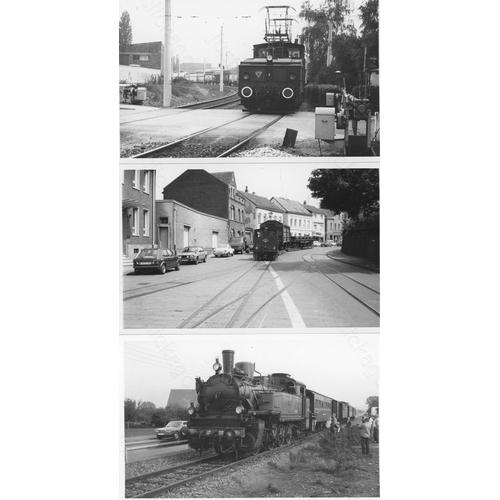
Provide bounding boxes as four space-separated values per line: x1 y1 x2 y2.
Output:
358 415 371 455
332 413 339 434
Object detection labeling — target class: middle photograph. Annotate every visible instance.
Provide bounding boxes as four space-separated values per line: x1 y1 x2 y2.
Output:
121 161 379 330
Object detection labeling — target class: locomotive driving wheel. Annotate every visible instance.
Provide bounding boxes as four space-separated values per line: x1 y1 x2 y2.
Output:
276 424 285 446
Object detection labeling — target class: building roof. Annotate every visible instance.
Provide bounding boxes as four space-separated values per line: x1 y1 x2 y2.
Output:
239 191 284 212
211 171 236 186
271 197 311 216
303 204 325 215
167 389 197 408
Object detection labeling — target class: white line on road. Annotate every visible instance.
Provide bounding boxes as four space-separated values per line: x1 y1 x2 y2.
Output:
269 266 306 328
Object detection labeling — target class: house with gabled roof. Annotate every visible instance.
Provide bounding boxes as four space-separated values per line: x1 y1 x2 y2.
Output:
238 188 285 242
270 197 313 237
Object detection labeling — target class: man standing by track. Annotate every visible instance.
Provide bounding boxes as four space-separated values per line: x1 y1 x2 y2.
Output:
358 415 372 455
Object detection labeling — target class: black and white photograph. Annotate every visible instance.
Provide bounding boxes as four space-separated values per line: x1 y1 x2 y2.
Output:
121 334 380 497
119 0 379 158
121 161 380 330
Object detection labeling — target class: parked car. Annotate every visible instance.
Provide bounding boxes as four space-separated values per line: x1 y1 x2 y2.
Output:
133 248 180 274
312 240 321 247
336 239 342 246
213 243 235 257
155 420 188 440
229 236 249 254
178 246 207 264
321 241 334 247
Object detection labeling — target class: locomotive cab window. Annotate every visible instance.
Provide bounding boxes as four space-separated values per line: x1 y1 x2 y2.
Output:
288 49 301 58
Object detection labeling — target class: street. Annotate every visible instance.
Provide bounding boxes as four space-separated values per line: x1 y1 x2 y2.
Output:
122 247 379 329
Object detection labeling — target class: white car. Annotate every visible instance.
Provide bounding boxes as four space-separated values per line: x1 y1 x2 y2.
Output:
155 420 188 440
213 243 235 257
312 241 321 247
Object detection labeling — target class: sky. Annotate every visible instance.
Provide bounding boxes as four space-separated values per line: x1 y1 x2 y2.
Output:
122 332 379 410
148 162 331 208
119 0 364 68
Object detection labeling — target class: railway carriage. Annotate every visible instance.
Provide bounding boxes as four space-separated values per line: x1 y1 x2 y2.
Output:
238 6 305 113
253 220 290 261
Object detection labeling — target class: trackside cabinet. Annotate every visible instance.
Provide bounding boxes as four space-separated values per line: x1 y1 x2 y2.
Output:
315 107 336 141
325 93 335 107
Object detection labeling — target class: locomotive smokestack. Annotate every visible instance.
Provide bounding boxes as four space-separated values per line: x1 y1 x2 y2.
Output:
222 350 234 374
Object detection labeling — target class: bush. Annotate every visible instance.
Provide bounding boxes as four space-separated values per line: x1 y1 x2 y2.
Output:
304 84 338 107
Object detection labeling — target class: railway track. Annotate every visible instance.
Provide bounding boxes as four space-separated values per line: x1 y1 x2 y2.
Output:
305 255 380 318
130 114 284 158
125 430 318 498
123 249 380 328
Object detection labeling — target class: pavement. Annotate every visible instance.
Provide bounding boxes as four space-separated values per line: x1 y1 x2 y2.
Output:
326 249 379 274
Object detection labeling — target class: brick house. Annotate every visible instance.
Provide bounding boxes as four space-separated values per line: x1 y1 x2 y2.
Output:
122 169 156 258
162 170 246 243
321 210 344 243
119 41 163 70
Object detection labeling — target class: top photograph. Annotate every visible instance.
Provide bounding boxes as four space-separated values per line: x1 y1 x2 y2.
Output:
119 0 379 158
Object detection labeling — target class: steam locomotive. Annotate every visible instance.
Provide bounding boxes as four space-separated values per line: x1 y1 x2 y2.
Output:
186 349 355 457
238 6 306 113
253 220 291 261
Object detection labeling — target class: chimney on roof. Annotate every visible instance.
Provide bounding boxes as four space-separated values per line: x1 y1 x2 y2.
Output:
245 186 248 192
304 201 307 205
253 192 255 195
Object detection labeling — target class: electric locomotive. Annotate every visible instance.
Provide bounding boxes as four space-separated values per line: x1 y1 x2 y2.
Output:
253 220 290 261
238 6 305 113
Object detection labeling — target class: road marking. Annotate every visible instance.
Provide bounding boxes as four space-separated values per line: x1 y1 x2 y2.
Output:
269 266 306 328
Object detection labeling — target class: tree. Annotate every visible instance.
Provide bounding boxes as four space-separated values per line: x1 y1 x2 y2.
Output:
358 0 379 57
300 0 361 86
136 400 157 424
124 398 136 422
366 396 379 410
119 11 133 46
165 403 190 422
307 169 379 220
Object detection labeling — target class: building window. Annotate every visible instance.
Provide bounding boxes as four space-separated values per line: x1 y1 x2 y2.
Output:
160 217 168 224
230 205 235 220
263 214 267 221
299 219 302 228
231 229 235 236
133 170 140 189
258 213 261 224
132 208 139 236
143 210 149 236
143 171 150 193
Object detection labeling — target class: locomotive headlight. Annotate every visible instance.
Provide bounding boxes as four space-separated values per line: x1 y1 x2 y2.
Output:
188 406 195 415
243 72 250 80
241 86 253 98
289 73 296 81
266 54 273 62
213 361 222 372
235 405 244 414
282 87 294 99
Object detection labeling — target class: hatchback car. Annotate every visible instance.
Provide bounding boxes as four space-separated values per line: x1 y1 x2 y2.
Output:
213 243 235 257
133 248 180 274
178 246 207 264
155 420 188 440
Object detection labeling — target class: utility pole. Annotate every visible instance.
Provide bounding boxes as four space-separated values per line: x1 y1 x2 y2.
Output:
219 25 224 92
327 21 333 66
163 0 172 107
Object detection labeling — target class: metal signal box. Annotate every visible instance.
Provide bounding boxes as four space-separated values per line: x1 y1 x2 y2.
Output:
325 93 335 107
315 107 336 140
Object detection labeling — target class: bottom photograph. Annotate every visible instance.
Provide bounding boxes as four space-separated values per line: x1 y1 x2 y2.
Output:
120 334 380 498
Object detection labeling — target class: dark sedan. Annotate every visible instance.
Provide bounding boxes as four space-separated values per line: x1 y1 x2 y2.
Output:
133 248 180 274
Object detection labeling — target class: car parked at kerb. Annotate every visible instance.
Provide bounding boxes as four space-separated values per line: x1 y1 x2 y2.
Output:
213 243 235 257
133 248 180 274
155 420 188 440
178 246 208 265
